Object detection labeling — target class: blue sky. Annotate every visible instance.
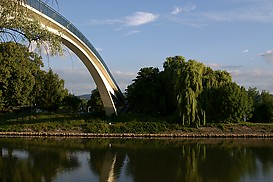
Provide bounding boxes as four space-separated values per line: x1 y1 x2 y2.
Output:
44 0 273 95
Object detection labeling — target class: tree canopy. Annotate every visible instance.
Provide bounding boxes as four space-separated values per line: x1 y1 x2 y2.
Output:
32 68 68 111
126 67 161 114
0 0 69 112
126 56 255 126
0 42 43 108
0 42 68 111
0 0 62 55
248 89 273 123
87 88 105 116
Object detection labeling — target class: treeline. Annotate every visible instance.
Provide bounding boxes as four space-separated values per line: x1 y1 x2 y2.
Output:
125 56 273 126
1 42 273 126
0 42 85 112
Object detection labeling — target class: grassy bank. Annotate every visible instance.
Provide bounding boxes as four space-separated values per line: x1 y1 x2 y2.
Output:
0 113 273 136
0 112 182 134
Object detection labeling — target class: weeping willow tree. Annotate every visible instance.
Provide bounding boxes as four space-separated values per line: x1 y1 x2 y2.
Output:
199 70 234 122
163 57 204 126
0 0 62 55
163 56 235 127
170 59 207 127
127 55 252 126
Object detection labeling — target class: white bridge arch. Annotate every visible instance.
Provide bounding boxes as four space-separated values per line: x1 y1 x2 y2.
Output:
24 0 125 116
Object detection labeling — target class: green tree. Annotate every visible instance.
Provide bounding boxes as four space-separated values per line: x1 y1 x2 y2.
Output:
200 69 233 122
62 94 82 112
0 90 4 109
162 56 186 115
213 82 253 122
254 91 273 123
125 67 161 114
126 55 254 126
176 60 207 127
0 42 43 109
0 0 62 55
163 57 213 126
32 69 68 111
247 87 260 122
87 88 105 115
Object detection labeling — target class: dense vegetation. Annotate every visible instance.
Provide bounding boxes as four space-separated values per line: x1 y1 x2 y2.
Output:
0 0 62 55
0 0 79 113
126 56 273 126
1 0 273 133
0 42 70 112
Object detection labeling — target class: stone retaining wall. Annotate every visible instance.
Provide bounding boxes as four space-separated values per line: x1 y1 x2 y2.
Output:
0 132 272 138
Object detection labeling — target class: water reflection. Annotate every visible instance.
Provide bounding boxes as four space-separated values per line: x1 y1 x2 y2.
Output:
0 138 272 182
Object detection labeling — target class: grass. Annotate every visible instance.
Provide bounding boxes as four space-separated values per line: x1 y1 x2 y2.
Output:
1 112 273 134
0 112 88 132
0 112 184 133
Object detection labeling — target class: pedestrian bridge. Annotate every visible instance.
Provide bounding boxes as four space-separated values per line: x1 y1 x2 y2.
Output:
24 0 125 116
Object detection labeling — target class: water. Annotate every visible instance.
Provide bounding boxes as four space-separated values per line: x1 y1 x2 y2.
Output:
0 137 272 182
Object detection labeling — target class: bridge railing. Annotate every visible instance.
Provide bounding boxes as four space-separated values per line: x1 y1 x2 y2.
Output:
25 0 120 90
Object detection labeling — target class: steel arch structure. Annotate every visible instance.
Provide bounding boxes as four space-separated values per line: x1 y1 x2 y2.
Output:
24 0 125 116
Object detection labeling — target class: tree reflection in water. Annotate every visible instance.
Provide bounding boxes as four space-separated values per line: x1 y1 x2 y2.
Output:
0 138 272 182
0 138 80 182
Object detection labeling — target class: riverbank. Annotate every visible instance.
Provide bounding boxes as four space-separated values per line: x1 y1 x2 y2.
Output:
0 125 272 138
0 132 272 138
0 113 273 138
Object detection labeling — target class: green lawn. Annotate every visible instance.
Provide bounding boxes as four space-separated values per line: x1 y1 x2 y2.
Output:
0 112 272 134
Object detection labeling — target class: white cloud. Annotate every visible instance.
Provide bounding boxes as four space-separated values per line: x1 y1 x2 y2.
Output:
258 50 273 62
242 49 249 53
52 68 95 95
169 1 273 27
231 69 273 93
171 4 196 15
183 3 196 13
125 30 141 36
202 1 273 23
123 12 159 26
86 12 159 27
111 70 136 91
171 6 183 15
206 63 223 69
206 63 243 70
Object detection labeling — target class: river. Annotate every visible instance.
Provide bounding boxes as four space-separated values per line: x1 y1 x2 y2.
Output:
0 137 272 182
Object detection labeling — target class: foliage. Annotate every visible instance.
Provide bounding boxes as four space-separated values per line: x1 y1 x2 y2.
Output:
62 94 83 112
126 67 162 115
1 112 273 134
251 90 273 123
87 89 105 116
160 56 233 126
109 121 170 134
0 0 62 55
0 112 87 132
32 69 68 111
0 42 43 109
162 56 186 114
0 90 3 109
84 122 110 133
0 112 182 133
211 82 253 122
126 55 256 126
0 0 73 112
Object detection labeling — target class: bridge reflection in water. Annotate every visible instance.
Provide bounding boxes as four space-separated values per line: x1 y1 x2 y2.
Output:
98 151 117 182
24 0 125 116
